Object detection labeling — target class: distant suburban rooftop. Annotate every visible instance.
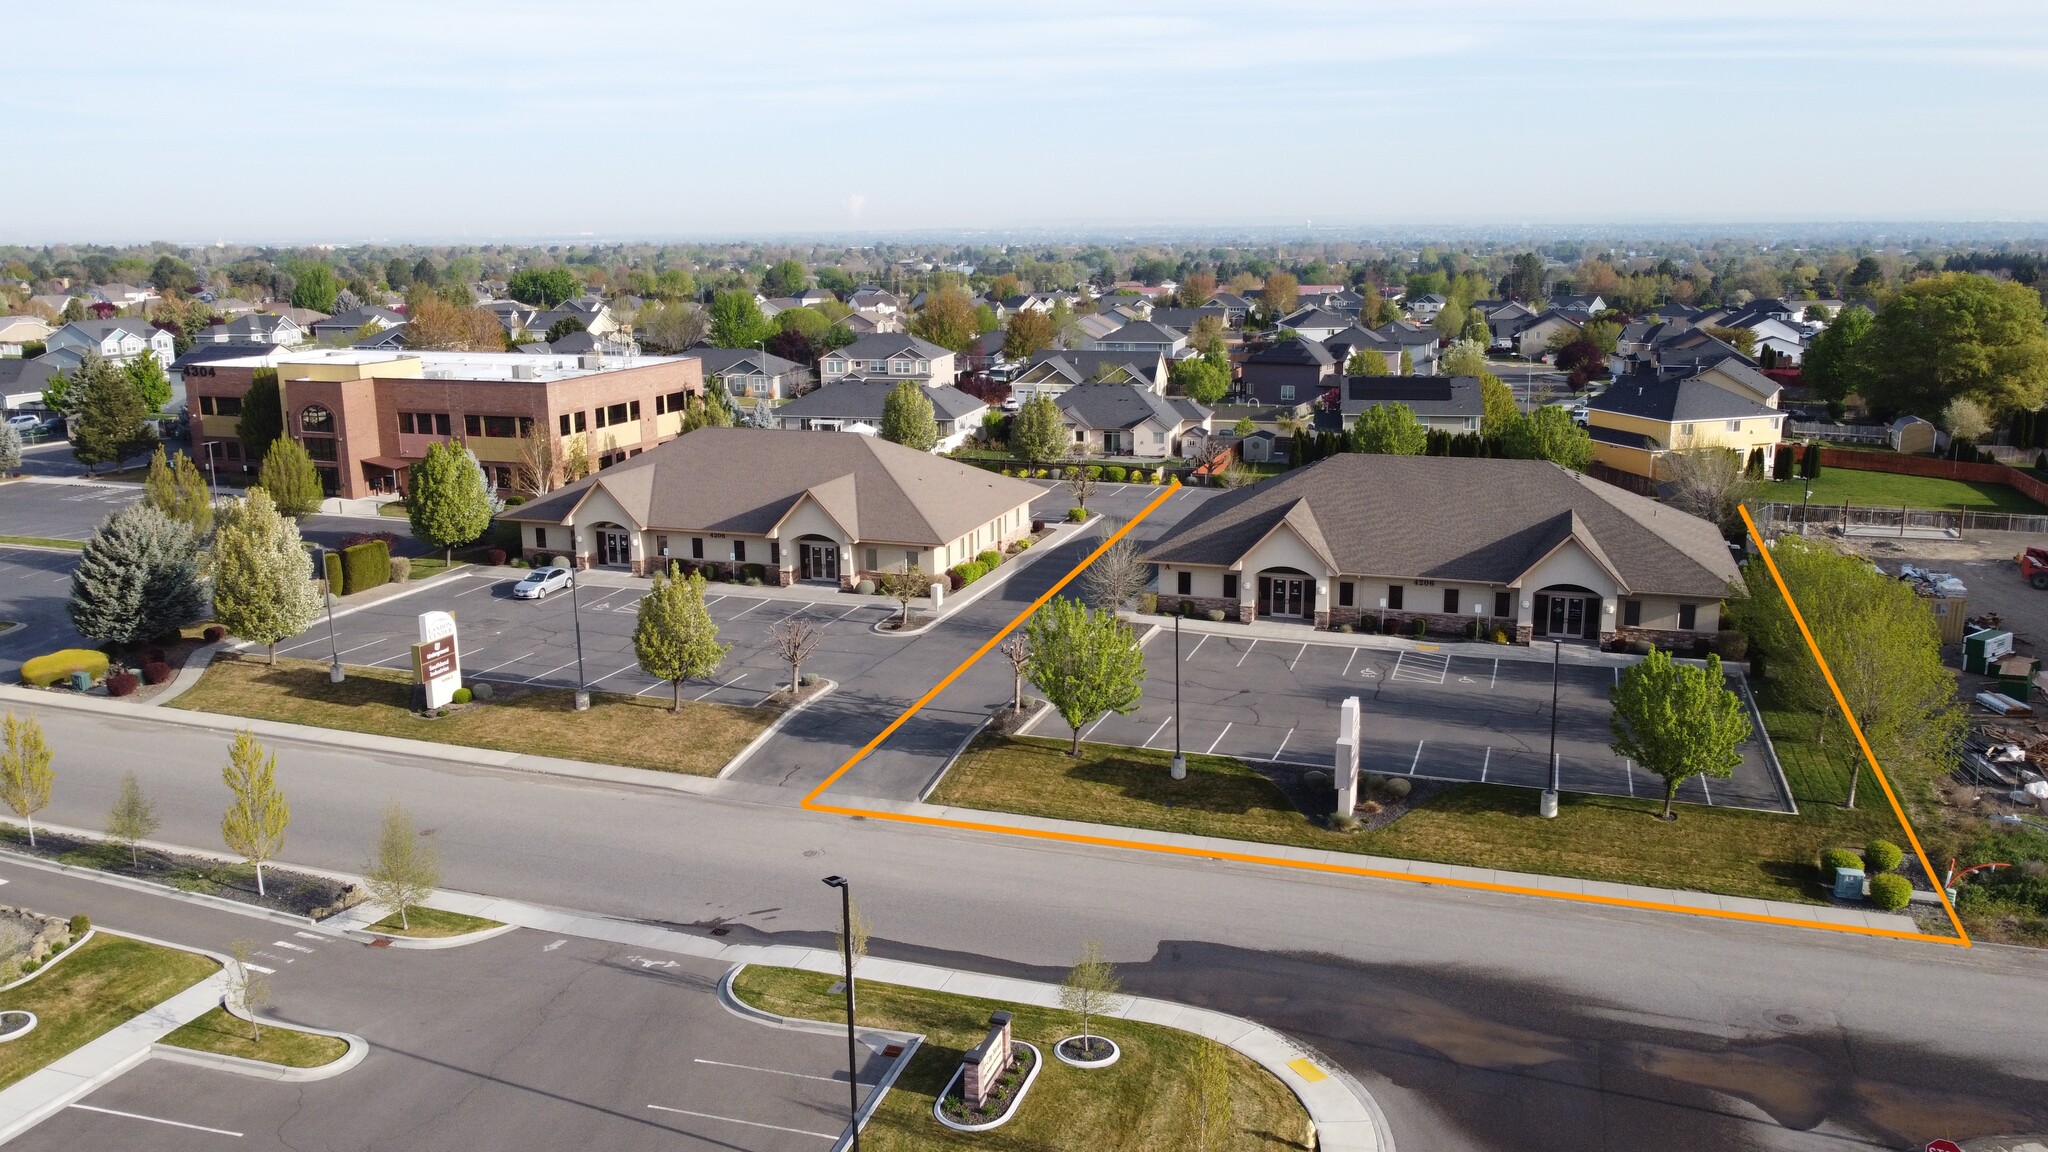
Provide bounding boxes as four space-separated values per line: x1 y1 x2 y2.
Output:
200 347 693 383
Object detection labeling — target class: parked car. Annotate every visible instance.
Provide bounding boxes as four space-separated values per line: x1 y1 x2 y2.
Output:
511 567 573 599
4 414 40 433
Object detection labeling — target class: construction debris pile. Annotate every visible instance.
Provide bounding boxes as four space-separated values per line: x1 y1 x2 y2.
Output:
1960 732 2048 814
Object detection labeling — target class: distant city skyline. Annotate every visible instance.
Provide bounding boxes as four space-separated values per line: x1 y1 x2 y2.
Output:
3 0 2045 243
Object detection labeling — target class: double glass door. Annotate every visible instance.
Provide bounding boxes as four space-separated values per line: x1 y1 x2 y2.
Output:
598 530 631 567
799 541 839 582
1260 575 1310 618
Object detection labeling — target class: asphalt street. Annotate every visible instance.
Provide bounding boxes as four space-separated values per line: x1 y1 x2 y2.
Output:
0 865 887 1152
10 698 2048 1151
1082 631 1791 810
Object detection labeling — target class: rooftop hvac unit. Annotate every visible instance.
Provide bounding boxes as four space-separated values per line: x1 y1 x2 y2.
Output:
578 353 603 370
511 364 536 380
425 369 455 379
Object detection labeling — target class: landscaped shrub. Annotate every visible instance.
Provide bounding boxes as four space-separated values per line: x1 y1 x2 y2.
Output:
1031 519 1046 534
68 914 88 936
1382 777 1412 799
1411 619 1427 639
1139 592 1158 614
1712 630 1748 660
487 548 508 566
452 687 474 704
1130 469 1148 483
341 540 391 595
1179 599 1194 616
1015 537 1032 550
471 681 494 700
20 649 109 687
1334 622 1353 633
1492 629 1510 644
1865 839 1904 873
203 625 225 643
105 670 139 697
324 551 345 594
389 557 412 583
855 578 877 595
1104 466 1127 482
1868 872 1913 910
948 561 989 590
746 563 768 582
1083 465 1102 480
1067 507 1087 522
976 549 1001 569
141 661 172 686
1820 847 1862 878
504 495 525 507
1205 609 1226 622
1034 468 1051 479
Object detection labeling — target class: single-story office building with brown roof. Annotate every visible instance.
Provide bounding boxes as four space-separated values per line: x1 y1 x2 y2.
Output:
501 427 1043 586
1144 454 1740 645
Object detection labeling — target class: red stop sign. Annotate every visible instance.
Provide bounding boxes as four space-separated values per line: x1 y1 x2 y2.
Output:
1926 1140 1964 1152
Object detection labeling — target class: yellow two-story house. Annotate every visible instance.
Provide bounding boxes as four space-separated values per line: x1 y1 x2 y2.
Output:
1586 373 1785 480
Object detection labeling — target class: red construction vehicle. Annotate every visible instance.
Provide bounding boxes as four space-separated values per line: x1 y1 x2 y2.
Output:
2022 547 2048 589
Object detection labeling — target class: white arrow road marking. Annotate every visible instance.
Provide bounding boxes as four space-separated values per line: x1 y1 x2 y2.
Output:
627 955 681 969
543 939 566 952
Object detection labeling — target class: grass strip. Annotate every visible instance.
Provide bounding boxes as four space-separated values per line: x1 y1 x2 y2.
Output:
0 934 217 1090
368 907 501 938
730 966 1312 1151
161 1006 348 1068
0 535 84 550
167 657 771 777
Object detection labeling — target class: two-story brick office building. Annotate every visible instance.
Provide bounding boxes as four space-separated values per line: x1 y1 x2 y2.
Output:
183 349 704 499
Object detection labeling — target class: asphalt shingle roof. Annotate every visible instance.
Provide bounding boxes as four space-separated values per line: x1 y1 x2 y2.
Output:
1589 375 1781 423
1339 375 1483 418
776 379 986 422
1053 382 1209 430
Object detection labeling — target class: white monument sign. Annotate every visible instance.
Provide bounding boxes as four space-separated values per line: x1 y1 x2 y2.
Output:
1333 696 1361 816
412 610 462 709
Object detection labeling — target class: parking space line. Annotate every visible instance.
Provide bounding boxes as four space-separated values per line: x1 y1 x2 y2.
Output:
587 663 639 686
694 673 747 700
1184 635 1207 663
1390 651 1406 680
1287 644 1306 671
636 680 667 696
1699 775 1713 805
477 651 538 674
331 639 387 659
1409 740 1424 775
730 600 768 619
1490 659 1499 689
1341 648 1356 678
644 1105 836 1140
1480 747 1490 782
1205 722 1232 754
68 1105 243 1137
1624 758 1634 797
451 581 488 597
1143 717 1170 748
693 1057 842 1084
523 659 581 683
830 604 865 623
1235 640 1258 667
1271 728 1293 761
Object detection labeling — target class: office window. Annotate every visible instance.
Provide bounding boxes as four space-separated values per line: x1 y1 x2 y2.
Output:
606 402 629 426
492 465 513 488
302 436 336 462
1443 588 1459 614
655 535 669 557
690 537 704 559
865 548 879 571
199 395 242 417
1176 571 1192 595
592 407 607 429
1494 590 1512 618
656 390 688 415
466 414 519 438
628 400 641 420
769 542 781 566
1339 581 1354 607
1387 585 1404 610
299 404 333 433
534 528 547 550
560 413 572 436
399 412 449 435
1679 603 1698 630
1222 573 1239 600
733 540 747 563
1623 599 1642 626
518 417 534 437
465 415 481 436
904 550 918 571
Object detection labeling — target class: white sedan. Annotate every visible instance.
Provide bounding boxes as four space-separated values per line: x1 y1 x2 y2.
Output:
511 567 573 599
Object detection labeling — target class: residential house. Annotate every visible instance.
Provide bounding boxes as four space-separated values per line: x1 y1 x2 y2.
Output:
1145 453 1740 645
1716 313 1809 365
848 287 901 316
1404 293 1448 323
1241 337 1337 405
1051 382 1211 458
1148 306 1227 336
1585 372 1786 480
501 427 1040 585
28 294 75 316
1275 308 1353 342
351 324 409 350
530 298 620 340
196 312 306 347
842 311 890 335
1298 289 1363 314
311 307 406 342
1373 321 1442 375
773 378 986 452
1334 375 1485 434
1515 309 1585 358
1549 293 1606 315
1009 350 1168 402
545 329 639 358
44 318 175 370
691 348 806 401
818 334 957 388
1074 312 1123 342
484 300 543 339
1086 320 1188 358
1473 300 1537 349
1208 292 1253 326
1322 326 1399 375
0 357 65 411
88 283 155 309
0 316 53 357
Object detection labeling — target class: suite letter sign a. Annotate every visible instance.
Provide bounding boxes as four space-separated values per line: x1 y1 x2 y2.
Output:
412 610 461 708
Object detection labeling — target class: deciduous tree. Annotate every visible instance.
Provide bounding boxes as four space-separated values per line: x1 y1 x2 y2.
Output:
880 380 938 450
256 436 322 518
1168 355 1231 405
1 712 54 848
1611 651 1750 821
507 267 582 308
636 300 709 353
1059 940 1126 1058
212 488 320 664
69 352 156 470
515 423 560 497
633 565 729 712
708 289 773 349
908 288 979 354
1440 339 1488 378
1864 273 2048 417
69 504 207 646
405 294 503 351
105 771 159 865
1501 406 1595 471
0 425 22 474
1259 271 1298 320
124 353 172 413
1479 372 1518 433
1350 403 1427 455
769 616 822 695
1802 305 1874 405
1025 597 1145 755
1083 530 1148 614
1002 309 1056 360
998 635 1030 713
407 439 494 565
364 801 439 931
221 730 290 897
1010 394 1069 464
142 446 213 539
1346 349 1389 376
877 564 925 628
227 941 272 1042
1662 448 1760 537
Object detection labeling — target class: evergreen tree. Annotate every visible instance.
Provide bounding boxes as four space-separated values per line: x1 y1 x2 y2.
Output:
408 439 495 565
212 488 320 664
633 565 730 712
220 730 290 897
69 352 156 470
235 368 283 463
1011 394 1069 465
256 436 322 517
880 380 939 450
68 504 207 646
0 424 20 474
142 445 214 539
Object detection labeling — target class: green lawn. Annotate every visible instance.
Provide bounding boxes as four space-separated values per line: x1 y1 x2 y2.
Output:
933 704 1916 907
369 907 502 938
0 535 84 550
730 966 1311 1152
0 934 218 1089
168 657 773 776
161 1006 349 1068
1782 467 2046 514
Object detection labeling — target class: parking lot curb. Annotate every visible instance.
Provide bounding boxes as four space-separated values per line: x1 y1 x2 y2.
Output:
358 921 521 950
718 678 840 779
152 1003 370 1083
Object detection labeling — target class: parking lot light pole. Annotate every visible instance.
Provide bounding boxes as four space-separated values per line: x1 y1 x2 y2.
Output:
311 544 344 684
1540 640 1560 818
822 876 861 1152
568 527 590 711
1170 613 1186 780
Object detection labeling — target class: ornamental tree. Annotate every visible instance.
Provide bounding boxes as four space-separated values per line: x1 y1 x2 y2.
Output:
1025 596 1146 755
256 436 323 518
212 488 320 664
633 565 730 712
1610 651 1751 821
880 380 938 450
1501 405 1594 471
220 730 291 897
142 445 214 539
1011 394 1069 464
1350 403 1427 455
408 439 494 566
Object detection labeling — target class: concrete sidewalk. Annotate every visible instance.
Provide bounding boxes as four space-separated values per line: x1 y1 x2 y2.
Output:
1124 609 1722 670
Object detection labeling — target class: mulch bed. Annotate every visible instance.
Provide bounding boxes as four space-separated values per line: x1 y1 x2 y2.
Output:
939 1041 1036 1125
0 827 364 920
1249 762 1454 832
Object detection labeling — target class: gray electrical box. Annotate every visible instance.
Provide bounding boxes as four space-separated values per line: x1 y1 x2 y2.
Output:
69 670 91 692
1833 867 1866 900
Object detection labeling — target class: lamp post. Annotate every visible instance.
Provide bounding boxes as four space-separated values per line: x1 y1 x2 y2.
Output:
1170 613 1186 780
568 526 589 711
821 876 861 1152
202 438 220 501
1801 483 1813 536
311 544 343 684
1539 639 1560 818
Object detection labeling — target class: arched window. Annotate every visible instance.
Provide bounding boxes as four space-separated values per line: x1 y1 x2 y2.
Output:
300 404 334 433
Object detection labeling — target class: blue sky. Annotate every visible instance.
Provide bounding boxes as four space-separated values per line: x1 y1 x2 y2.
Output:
4 0 2045 242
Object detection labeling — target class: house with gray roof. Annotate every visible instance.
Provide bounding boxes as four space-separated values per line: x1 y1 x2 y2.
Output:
1147 306 1226 335
197 312 307 348
1010 350 1167 401
1322 325 1398 375
1050 382 1211 458
501 427 1040 587
692 348 807 401
1336 375 1484 433
1275 307 1354 342
818 333 957 388
1207 292 1253 326
1585 372 1786 480
45 318 175 370
1145 453 1739 644
1515 309 1585 358
1086 320 1186 358
774 377 987 452
311 307 405 342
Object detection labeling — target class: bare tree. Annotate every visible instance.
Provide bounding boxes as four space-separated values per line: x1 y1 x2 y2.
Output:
877 565 924 628
770 616 822 694
227 939 273 1042
1212 461 1253 489
998 635 1031 713
1063 462 1099 511
515 424 560 498
1083 529 1149 614
1662 448 1760 536
1059 940 1127 1059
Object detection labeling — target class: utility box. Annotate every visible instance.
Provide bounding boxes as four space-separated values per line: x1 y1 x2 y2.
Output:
69 670 91 692
1965 629 2015 675
1833 866 1866 900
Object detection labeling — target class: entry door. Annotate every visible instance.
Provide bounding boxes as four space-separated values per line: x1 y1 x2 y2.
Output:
1262 577 1307 618
1540 595 1598 640
801 542 837 582
599 530 630 566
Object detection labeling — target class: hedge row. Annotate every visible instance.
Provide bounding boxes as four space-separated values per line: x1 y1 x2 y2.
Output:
20 648 109 687
340 540 391 596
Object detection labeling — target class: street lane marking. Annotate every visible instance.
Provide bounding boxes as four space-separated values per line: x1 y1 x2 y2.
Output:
293 931 324 941
1270 728 1293 761
68 1105 243 1137
645 1105 835 1140
693 1057 841 1084
543 939 565 951
831 604 865 622
1235 640 1258 667
1205 722 1231 754
271 940 314 952
244 962 276 973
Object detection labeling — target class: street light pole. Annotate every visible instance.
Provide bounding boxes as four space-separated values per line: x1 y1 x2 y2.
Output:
313 544 343 684
822 876 861 1152
568 526 589 711
1170 613 1186 780
1540 639 1560 818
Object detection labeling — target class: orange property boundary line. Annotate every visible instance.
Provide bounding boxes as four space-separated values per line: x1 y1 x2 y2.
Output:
797 482 1968 946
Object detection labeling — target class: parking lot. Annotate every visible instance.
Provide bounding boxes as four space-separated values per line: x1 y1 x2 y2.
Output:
278 571 912 707
1070 630 1792 811
0 546 93 675
2 478 138 540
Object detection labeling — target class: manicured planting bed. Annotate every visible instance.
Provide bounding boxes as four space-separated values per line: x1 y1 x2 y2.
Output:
162 1006 349 1068
168 657 773 777
368 907 502 938
0 826 362 919
0 934 216 1090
